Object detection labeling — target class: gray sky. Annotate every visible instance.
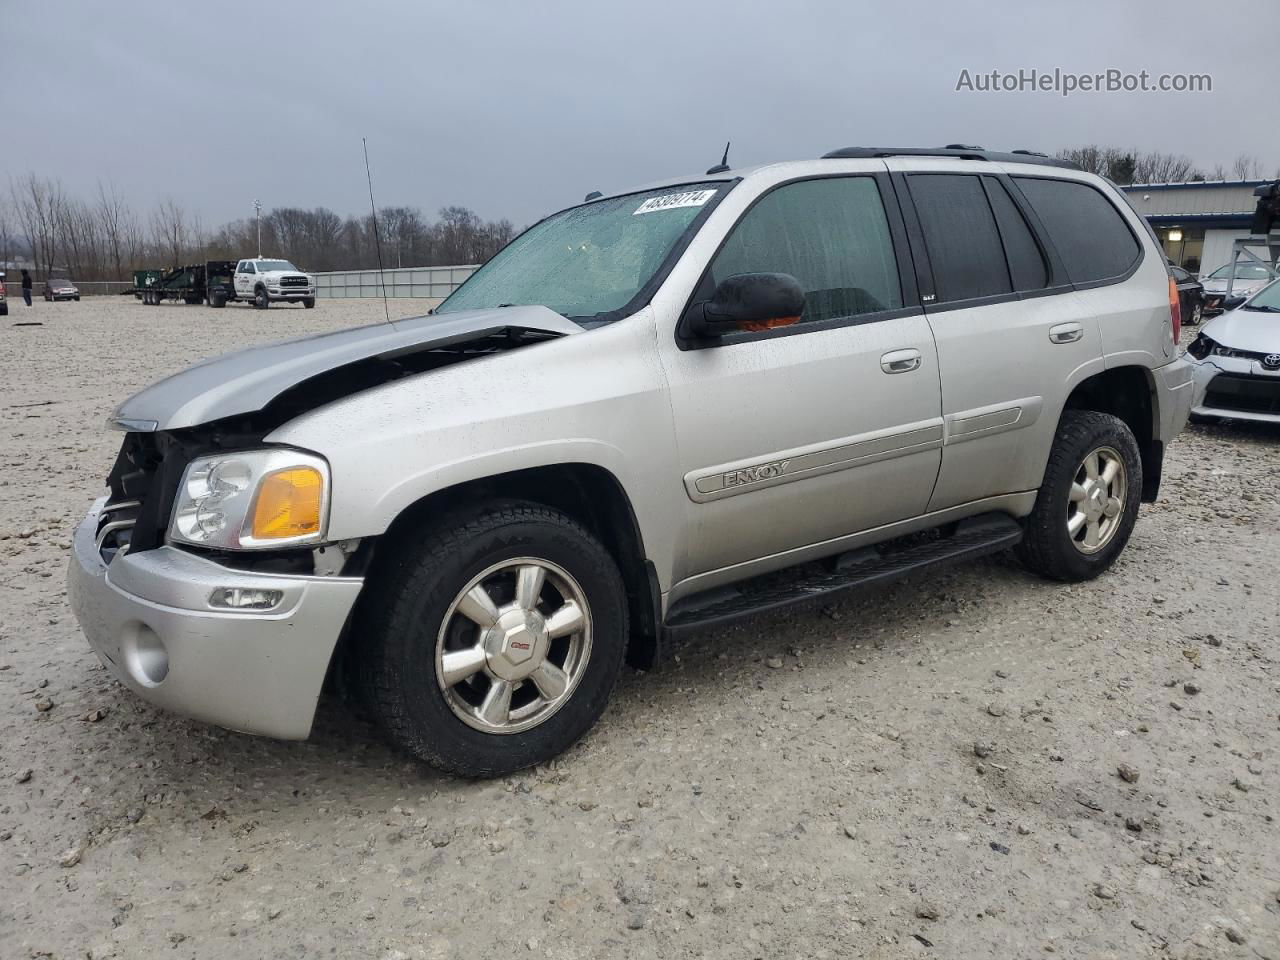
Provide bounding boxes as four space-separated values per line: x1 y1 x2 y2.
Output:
6 0 1274 229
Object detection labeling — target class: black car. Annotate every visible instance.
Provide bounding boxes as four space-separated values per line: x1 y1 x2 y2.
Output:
1170 264 1205 326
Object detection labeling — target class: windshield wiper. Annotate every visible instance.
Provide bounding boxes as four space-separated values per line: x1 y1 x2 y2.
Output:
1242 304 1280 312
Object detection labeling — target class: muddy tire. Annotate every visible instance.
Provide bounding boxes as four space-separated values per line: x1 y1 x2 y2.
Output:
1017 411 1142 582
355 502 628 778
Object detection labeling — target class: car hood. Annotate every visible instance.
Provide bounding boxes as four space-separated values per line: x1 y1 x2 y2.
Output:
1202 278 1268 294
1200 307 1280 353
113 306 583 431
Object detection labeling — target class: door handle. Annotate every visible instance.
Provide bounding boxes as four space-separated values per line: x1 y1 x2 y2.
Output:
1049 322 1084 344
880 348 922 374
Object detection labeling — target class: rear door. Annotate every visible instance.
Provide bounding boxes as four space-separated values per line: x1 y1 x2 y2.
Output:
889 160 1106 511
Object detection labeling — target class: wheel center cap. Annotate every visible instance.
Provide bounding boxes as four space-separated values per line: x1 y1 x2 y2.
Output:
484 609 548 681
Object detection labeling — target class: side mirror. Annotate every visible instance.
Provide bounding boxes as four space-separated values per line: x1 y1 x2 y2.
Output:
683 272 805 338
1222 295 1247 311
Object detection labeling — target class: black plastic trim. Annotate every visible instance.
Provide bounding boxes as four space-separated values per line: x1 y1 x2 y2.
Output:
664 512 1023 635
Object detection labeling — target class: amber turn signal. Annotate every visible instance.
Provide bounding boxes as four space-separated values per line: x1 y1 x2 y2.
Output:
249 467 324 540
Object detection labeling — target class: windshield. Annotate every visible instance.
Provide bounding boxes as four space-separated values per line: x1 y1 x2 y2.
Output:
254 260 298 272
436 183 727 321
1208 263 1273 280
1243 279 1280 312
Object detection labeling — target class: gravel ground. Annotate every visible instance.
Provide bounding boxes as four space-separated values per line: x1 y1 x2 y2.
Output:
1 297 1277 959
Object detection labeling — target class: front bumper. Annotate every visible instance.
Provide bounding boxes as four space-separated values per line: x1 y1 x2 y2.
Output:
1189 356 1280 422
67 497 364 739
268 287 314 298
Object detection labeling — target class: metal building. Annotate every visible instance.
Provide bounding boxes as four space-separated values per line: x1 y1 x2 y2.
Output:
1120 179 1272 275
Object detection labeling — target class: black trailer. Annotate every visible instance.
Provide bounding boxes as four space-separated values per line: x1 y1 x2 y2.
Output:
136 261 236 307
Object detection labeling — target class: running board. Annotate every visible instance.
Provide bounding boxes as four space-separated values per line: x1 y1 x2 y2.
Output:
664 513 1023 635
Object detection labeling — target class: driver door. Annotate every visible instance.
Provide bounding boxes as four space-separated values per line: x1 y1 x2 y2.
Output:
656 174 943 583
234 261 255 298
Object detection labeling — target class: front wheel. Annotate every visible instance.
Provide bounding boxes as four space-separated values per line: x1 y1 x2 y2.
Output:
1017 410 1142 582
302 297 315 309
356 503 628 777
254 286 269 309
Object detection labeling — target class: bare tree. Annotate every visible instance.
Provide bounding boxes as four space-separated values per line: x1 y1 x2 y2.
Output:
150 197 192 266
1231 154 1263 180
10 173 66 278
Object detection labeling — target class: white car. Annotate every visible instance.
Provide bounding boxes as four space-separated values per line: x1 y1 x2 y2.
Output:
230 257 316 309
1198 262 1275 318
1187 278 1280 422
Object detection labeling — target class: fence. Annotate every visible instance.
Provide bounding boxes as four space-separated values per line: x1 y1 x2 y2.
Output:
4 266 479 300
314 264 478 299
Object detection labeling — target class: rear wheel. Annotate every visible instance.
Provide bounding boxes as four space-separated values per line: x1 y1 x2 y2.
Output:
356 503 628 777
1189 301 1203 326
1017 410 1142 582
209 290 226 308
254 286 269 309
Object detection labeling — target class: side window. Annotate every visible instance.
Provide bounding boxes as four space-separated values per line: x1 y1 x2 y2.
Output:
236 261 249 273
1012 177 1140 284
908 174 1011 303
708 177 902 324
983 177 1049 291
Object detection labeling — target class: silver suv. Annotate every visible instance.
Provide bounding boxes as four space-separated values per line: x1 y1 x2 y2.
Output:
69 147 1194 776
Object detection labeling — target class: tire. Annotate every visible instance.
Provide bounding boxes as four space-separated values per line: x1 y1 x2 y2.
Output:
302 297 315 309
74 295 80 302
209 291 226 308
0 303 7 316
1189 301 1203 326
355 502 628 777
1017 410 1142 582
254 286 270 310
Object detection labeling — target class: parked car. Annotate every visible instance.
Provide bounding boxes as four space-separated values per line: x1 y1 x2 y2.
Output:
1170 264 1205 326
68 147 1193 777
1186 277 1280 421
0 271 7 315
230 257 316 308
1199 262 1275 318
43 277 80 301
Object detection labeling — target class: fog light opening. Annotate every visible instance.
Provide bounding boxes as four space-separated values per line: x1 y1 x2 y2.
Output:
209 587 284 611
123 624 169 686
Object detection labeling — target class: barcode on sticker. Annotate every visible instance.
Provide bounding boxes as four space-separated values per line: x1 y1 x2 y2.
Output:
633 190 717 215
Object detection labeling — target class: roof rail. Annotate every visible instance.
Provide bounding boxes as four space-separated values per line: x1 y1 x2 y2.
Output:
821 146 1081 170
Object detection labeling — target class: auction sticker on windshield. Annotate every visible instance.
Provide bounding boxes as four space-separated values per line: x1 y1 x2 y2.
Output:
633 189 718 215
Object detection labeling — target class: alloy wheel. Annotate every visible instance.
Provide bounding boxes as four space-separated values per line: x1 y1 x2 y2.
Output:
1067 446 1127 554
435 557 592 734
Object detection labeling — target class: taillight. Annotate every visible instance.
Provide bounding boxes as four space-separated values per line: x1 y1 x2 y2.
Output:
1167 275 1181 343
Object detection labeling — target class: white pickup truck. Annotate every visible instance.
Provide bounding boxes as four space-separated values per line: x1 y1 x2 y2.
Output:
228 257 316 309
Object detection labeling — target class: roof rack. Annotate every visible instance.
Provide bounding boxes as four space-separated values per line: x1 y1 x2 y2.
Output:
821 146 1081 170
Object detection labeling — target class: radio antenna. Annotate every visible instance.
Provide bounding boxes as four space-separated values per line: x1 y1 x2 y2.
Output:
363 137 392 325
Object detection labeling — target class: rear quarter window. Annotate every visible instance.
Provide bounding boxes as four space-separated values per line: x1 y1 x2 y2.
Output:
1013 177 1140 285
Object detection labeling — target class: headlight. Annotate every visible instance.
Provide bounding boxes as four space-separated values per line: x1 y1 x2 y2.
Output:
169 449 329 550
1186 334 1214 360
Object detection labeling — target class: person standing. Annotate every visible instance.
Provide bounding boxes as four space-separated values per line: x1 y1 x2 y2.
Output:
20 269 32 307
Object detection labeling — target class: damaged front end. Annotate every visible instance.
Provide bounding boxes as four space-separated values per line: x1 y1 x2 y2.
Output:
99 307 582 574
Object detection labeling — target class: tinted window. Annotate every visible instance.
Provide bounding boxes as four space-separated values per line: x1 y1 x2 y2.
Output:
708 177 902 323
1013 177 1140 284
909 174 1010 302
984 177 1048 291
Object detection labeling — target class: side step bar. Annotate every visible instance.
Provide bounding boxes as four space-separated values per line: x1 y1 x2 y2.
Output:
664 512 1023 636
